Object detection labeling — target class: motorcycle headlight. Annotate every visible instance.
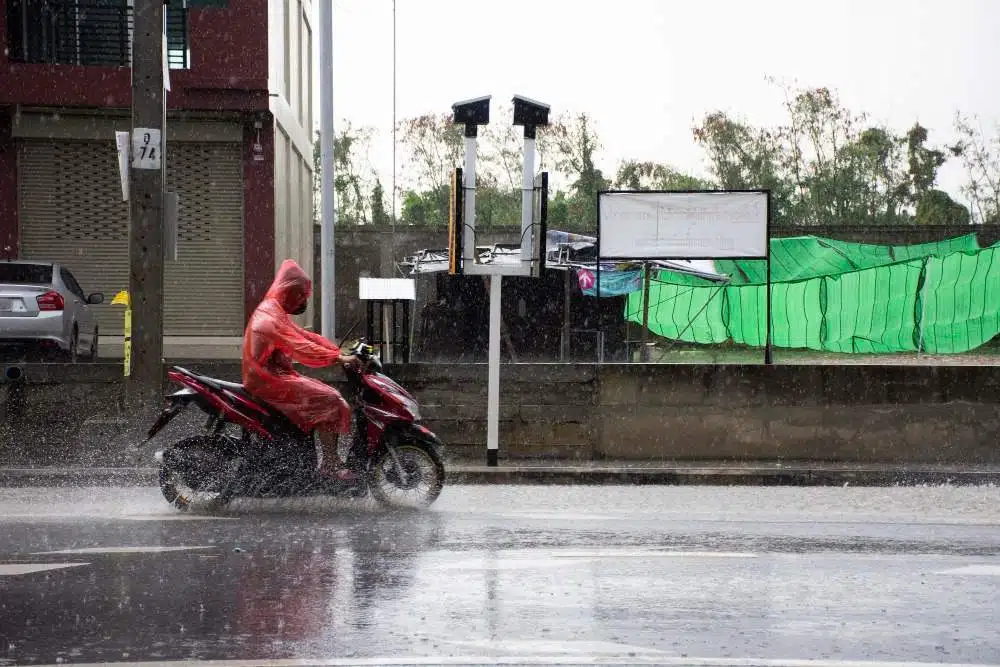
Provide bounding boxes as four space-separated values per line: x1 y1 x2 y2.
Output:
402 396 421 421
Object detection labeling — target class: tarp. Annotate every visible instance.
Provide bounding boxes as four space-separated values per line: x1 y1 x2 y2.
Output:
627 233 1000 354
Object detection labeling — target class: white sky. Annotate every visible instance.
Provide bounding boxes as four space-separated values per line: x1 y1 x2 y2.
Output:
324 0 1000 209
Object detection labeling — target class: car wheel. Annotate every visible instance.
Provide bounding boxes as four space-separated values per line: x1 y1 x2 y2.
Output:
69 328 79 364
89 329 99 362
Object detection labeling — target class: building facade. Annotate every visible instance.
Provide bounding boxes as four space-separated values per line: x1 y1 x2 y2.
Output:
0 0 314 341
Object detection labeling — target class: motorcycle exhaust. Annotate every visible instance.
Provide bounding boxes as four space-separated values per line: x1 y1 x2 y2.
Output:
2 366 24 382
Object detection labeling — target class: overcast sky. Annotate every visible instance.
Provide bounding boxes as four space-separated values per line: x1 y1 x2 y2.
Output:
324 0 1000 209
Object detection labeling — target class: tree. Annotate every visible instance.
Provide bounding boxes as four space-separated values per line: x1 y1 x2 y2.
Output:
396 113 464 195
312 123 379 225
395 106 559 228
906 123 947 204
693 110 796 224
613 160 712 191
693 82 953 226
370 178 391 226
400 185 449 227
953 113 1000 224
546 112 610 231
915 189 971 225
547 191 570 228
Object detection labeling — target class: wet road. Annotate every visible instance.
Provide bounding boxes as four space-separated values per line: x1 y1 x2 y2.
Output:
1 484 999 666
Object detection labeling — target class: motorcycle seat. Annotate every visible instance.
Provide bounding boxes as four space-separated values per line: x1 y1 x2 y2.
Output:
174 366 272 410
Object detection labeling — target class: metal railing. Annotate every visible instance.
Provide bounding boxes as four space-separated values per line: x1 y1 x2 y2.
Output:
6 0 189 68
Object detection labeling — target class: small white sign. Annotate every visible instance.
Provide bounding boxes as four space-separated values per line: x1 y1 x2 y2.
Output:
132 128 162 170
162 18 171 92
115 131 130 200
599 191 769 259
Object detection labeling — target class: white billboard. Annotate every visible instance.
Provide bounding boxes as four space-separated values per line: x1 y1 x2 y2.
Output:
598 191 768 259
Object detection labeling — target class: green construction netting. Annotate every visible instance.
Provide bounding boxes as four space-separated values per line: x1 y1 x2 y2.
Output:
625 234 1000 354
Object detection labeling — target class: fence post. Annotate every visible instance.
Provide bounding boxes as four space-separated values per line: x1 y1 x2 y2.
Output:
640 262 652 362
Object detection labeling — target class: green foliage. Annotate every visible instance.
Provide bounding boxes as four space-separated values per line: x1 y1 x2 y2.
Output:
548 113 610 231
370 179 391 226
312 123 379 225
613 161 713 191
915 190 971 225
311 82 994 231
693 82 963 226
953 113 1000 224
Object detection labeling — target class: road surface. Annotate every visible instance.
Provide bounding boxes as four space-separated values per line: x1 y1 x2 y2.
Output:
1 484 999 666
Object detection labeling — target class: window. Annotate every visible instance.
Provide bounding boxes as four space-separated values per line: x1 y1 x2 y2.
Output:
0 263 53 285
60 268 87 301
6 0 189 68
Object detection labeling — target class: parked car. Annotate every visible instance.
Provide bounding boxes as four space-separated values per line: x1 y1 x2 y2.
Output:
0 261 104 362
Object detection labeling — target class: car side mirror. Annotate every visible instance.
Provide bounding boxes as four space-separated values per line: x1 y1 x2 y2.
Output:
86 292 105 305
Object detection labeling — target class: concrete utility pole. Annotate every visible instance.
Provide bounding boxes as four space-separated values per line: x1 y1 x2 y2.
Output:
319 0 336 339
127 0 167 413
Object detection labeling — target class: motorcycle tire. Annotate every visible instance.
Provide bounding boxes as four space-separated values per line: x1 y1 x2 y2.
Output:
368 438 445 509
159 436 234 512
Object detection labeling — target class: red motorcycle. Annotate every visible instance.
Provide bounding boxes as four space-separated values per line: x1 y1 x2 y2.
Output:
142 339 446 510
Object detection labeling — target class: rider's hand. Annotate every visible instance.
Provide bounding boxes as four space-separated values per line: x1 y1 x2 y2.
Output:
340 353 361 370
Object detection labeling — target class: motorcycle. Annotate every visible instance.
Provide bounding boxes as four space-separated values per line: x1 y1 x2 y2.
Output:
141 338 446 510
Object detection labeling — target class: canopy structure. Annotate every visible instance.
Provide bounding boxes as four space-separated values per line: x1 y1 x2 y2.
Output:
628 233 999 354
397 230 730 289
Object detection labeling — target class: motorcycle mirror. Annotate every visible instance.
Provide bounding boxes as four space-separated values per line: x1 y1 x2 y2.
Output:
335 318 363 347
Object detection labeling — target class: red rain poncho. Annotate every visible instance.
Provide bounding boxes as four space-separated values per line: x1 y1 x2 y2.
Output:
242 259 351 434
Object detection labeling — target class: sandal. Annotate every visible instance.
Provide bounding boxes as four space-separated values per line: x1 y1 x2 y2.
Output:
320 466 359 483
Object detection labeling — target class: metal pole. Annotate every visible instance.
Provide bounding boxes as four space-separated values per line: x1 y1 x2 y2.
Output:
519 132 536 266
462 134 477 267
319 0 336 339
128 0 166 414
486 274 501 466
764 191 773 364
561 268 571 361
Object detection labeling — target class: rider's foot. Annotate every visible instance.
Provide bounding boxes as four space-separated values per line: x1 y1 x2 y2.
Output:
319 466 359 483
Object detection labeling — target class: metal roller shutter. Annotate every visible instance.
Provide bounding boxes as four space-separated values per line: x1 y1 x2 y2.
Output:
18 140 130 337
163 143 245 335
17 139 245 337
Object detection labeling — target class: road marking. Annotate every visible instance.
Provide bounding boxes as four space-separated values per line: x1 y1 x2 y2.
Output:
22 656 1000 666
0 562 88 576
119 515 238 522
446 639 665 655
0 514 234 522
432 548 756 571
936 565 1000 576
31 546 216 555
499 511 619 521
506 548 757 560
435 558 598 571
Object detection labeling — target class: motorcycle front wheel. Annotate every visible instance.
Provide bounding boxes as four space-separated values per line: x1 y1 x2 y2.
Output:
159 436 233 512
368 440 445 509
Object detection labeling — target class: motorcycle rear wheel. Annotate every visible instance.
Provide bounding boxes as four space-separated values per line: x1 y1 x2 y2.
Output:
368 440 444 509
159 436 233 511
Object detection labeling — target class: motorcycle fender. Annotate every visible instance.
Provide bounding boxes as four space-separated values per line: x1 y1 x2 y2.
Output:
143 388 196 443
404 423 445 455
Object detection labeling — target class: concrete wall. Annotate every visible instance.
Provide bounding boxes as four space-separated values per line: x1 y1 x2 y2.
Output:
2 361 998 467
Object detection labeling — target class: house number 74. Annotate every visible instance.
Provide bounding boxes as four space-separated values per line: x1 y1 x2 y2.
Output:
131 128 162 170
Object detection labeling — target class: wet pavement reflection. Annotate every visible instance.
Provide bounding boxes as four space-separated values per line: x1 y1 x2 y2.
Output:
0 484 999 665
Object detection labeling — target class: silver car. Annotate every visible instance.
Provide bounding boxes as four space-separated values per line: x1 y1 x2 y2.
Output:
0 261 104 362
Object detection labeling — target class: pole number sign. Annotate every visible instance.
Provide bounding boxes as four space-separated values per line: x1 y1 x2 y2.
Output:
131 128 162 170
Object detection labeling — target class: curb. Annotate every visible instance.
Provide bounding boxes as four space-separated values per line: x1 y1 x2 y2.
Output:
446 465 1000 487
1 465 998 488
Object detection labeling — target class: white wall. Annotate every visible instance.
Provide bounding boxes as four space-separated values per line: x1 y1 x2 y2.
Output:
269 0 315 326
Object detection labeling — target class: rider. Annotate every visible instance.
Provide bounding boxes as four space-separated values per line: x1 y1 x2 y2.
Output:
242 259 359 483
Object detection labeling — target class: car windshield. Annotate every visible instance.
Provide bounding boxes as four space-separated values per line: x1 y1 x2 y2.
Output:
0 263 52 285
